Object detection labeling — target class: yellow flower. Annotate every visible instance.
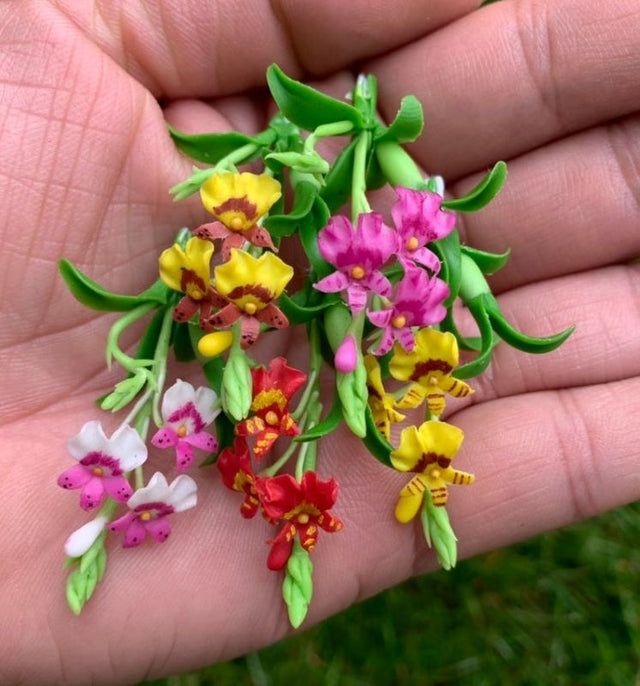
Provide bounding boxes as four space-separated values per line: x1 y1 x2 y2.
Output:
389 328 473 416
200 172 281 232
214 249 293 314
364 355 405 439
391 421 474 522
158 237 214 299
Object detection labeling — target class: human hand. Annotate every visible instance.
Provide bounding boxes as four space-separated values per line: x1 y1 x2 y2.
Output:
0 1 638 683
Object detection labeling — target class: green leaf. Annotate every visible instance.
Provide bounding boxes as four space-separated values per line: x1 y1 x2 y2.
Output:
440 308 483 352
168 127 273 165
298 196 333 279
320 137 358 213
65 532 107 615
296 395 343 442
482 293 575 353
172 321 196 362
375 95 424 144
442 161 507 212
59 260 169 312
461 245 511 275
267 64 365 132
362 406 393 468
453 296 499 379
264 180 318 239
282 540 314 629
278 291 338 325
221 338 252 421
432 229 462 307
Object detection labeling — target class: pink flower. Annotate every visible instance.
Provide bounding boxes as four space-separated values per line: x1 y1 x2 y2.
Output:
109 472 197 547
335 335 358 373
367 268 449 355
58 421 147 511
314 213 397 315
151 380 220 470
392 187 455 272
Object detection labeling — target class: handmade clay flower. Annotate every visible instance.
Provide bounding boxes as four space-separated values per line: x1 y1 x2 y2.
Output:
158 236 225 327
217 437 263 519
108 472 197 547
389 328 473 416
236 357 306 459
391 420 474 521
367 268 449 355
58 421 147 511
257 471 343 570
64 516 108 558
314 213 397 315
334 334 358 373
202 249 293 349
195 172 281 259
151 380 220 470
392 187 455 272
363 355 405 440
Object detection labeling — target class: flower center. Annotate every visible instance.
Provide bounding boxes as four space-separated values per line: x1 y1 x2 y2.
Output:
92 466 104 477
406 236 419 251
140 510 153 521
177 424 188 437
229 216 244 231
187 285 205 300
350 265 365 280
244 302 257 315
428 375 439 386
430 468 441 480
265 410 279 426
391 315 407 329
297 513 310 524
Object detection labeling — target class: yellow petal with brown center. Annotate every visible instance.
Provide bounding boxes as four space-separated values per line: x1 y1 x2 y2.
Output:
159 237 214 293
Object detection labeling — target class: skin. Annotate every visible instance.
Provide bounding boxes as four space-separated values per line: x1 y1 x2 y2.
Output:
1 0 639 683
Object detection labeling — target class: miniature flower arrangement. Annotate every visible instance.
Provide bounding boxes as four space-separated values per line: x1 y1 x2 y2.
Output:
57 65 573 628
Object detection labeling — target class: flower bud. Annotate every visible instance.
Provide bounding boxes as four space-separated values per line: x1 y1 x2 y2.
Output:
334 335 357 373
64 516 108 558
198 331 233 357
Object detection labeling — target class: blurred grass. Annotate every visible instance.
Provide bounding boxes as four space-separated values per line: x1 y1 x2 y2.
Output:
145 501 639 686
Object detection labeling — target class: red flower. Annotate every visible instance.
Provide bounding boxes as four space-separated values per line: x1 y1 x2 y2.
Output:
236 357 306 459
216 437 262 519
257 471 343 570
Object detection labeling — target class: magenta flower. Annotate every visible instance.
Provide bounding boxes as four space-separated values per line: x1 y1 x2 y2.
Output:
151 380 220 471
392 187 455 273
109 472 197 548
58 421 147 511
367 268 449 355
314 213 397 314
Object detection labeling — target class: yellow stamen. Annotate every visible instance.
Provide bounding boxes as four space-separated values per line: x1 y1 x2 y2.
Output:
92 467 104 477
140 511 153 521
297 513 310 524
406 236 419 251
230 217 244 231
392 315 407 329
244 302 257 315
430 468 441 480
351 265 365 280
177 425 187 437
429 376 439 386
265 410 279 426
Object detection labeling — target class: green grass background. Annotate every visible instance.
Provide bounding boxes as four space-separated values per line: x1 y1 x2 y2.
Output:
144 501 639 686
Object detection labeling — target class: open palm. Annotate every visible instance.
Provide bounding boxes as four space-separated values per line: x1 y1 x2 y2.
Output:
1 1 638 683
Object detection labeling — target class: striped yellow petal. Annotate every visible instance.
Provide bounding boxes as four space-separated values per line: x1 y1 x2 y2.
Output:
416 420 464 461
159 237 213 293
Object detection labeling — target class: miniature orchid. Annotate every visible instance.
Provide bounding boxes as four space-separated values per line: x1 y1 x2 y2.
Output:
367 268 449 355
217 437 263 519
236 357 306 459
391 420 474 521
109 472 197 547
314 213 397 315
392 187 455 272
58 421 147 511
151 380 220 470
201 249 293 349
257 471 343 570
159 236 224 327
389 328 474 416
195 172 281 259
364 355 405 440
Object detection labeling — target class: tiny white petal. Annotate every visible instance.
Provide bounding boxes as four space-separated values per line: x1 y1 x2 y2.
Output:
109 424 148 471
166 475 198 512
161 379 196 420
67 421 108 461
193 386 220 425
64 516 108 558
128 472 170 509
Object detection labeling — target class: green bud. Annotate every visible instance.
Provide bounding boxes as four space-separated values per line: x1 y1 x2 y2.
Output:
221 345 252 421
266 151 330 175
421 495 458 570
282 539 314 629
100 369 151 412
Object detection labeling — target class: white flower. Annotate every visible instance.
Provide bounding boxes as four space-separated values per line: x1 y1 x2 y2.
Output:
64 516 108 557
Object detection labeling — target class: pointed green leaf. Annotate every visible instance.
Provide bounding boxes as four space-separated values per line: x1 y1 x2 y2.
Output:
299 196 332 279
172 321 196 362
431 229 462 306
278 291 339 325
264 180 318 238
482 294 575 353
440 307 483 351
362 406 393 467
169 127 273 165
320 137 358 213
267 64 365 132
375 95 424 144
296 394 343 442
59 260 170 312
461 245 511 275
453 296 499 379
442 161 507 212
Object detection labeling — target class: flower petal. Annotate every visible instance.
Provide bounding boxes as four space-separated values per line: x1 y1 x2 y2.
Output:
122 518 148 548
183 430 218 453
102 475 134 503
109 424 148 472
57 464 91 490
313 270 349 294
166 474 198 512
175 440 195 471
128 472 170 508
79 477 106 511
151 427 179 450
143 516 172 543
67 421 108 461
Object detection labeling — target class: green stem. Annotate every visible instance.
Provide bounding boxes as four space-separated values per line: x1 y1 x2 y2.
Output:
151 306 177 428
351 131 372 221
291 370 318 422
375 141 424 189
261 413 309 478
105 302 157 372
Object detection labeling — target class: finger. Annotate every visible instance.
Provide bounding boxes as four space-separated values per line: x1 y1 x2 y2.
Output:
47 0 478 96
452 113 640 292
448 264 640 405
369 0 640 179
